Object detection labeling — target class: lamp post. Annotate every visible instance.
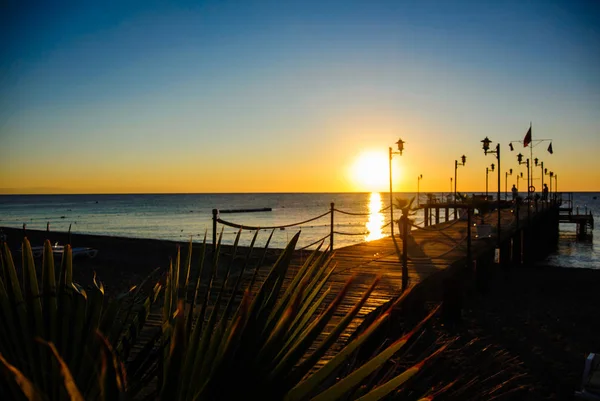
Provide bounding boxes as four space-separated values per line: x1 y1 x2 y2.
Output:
505 168 513 200
535 158 544 194
454 155 467 199
389 138 405 238
516 172 523 191
486 163 495 199
545 168 553 201
481 137 501 250
517 153 530 198
449 177 453 202
417 174 423 206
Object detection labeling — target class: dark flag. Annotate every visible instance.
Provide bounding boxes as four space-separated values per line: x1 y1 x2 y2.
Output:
523 126 532 147
548 142 553 154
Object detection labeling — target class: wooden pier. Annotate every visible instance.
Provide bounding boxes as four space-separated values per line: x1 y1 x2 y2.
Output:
557 193 594 236
135 198 566 373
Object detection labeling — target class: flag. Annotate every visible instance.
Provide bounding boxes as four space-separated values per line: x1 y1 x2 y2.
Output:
547 142 553 154
523 126 532 147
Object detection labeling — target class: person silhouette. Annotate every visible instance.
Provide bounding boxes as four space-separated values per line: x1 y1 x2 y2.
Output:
511 184 518 201
543 183 549 201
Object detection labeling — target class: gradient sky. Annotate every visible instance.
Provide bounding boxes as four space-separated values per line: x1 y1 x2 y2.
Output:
1 0 599 194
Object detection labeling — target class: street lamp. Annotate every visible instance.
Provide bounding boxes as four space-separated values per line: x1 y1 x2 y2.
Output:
417 174 423 206
545 168 553 195
517 153 530 198
454 155 466 200
486 163 495 199
516 172 524 191
389 138 405 238
505 168 513 200
535 159 545 199
481 137 501 249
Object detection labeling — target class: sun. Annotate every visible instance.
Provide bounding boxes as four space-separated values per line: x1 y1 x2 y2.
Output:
350 150 390 192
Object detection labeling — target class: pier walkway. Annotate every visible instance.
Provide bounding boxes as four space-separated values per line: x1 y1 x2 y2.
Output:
137 200 561 373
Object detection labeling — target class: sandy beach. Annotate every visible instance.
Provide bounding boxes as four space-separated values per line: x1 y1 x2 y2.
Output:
2 226 599 399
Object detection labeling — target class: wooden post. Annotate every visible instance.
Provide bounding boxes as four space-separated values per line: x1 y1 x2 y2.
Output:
212 209 218 254
68 223 72 245
467 207 472 270
330 202 334 251
402 214 409 291
435 207 440 224
46 222 50 232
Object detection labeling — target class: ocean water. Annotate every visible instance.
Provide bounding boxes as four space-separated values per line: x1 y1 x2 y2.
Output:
0 192 597 269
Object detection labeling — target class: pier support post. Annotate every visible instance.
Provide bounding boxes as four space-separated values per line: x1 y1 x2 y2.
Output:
402 214 409 291
330 202 334 251
467 207 472 270
212 209 218 254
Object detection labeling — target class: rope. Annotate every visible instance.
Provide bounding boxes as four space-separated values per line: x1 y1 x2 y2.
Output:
297 235 330 251
409 216 465 232
333 230 369 236
216 210 331 230
333 208 372 216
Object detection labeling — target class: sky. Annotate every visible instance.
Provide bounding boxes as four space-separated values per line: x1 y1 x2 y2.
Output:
1 0 599 194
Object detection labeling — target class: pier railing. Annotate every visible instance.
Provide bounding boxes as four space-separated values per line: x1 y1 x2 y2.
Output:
212 203 392 252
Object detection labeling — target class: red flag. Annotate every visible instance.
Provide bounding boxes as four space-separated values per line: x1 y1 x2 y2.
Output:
547 142 553 154
523 127 532 147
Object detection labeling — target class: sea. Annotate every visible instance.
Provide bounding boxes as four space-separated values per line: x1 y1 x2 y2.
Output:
0 192 598 269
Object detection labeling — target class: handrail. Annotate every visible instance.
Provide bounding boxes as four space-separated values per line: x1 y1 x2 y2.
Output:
212 202 464 251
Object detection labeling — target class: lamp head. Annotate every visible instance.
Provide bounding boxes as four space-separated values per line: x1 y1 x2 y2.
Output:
545 168 548 174
509 168 513 174
517 153 523 163
534 158 539 166
481 137 491 153
509 143 514 151
395 138 405 154
490 163 495 171
461 154 466 164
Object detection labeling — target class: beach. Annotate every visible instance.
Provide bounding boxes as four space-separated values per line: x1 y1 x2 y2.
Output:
2 226 599 399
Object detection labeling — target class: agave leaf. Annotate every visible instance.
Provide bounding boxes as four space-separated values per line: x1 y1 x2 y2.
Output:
285 258 336 344
269 276 354 387
249 228 275 290
57 245 73 357
282 276 381 385
0 352 43 401
39 339 85 401
42 241 58 344
264 246 324 336
21 239 46 391
309 306 440 401
159 302 186 401
183 229 223 398
285 310 392 401
97 331 127 401
356 343 450 401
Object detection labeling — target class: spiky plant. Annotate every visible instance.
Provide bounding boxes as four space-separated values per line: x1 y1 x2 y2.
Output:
1 231 449 400
0 239 161 400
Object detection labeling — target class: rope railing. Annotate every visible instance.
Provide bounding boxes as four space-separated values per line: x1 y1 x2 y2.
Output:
216 210 331 230
212 202 468 252
333 204 391 216
333 230 369 236
297 235 329 251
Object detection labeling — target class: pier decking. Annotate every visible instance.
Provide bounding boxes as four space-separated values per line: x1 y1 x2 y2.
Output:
132 199 563 376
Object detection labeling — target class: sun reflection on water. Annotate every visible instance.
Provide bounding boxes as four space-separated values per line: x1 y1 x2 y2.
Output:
365 192 385 241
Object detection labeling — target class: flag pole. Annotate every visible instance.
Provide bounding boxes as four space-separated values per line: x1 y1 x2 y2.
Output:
529 122 533 193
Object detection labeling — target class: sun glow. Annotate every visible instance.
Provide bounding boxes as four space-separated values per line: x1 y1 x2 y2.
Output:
350 151 390 192
365 192 385 241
